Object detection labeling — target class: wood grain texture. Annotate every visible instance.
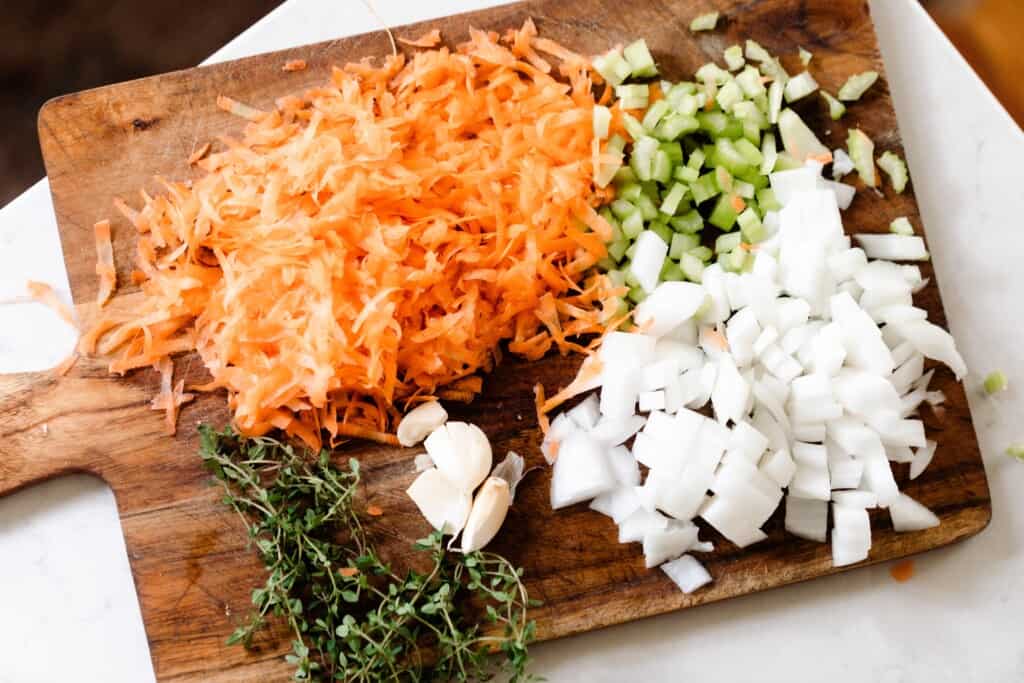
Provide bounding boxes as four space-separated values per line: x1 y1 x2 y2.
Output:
6 0 991 680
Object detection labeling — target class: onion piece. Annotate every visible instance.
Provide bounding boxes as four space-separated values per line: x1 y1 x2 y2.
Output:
854 234 930 262
643 523 700 568
785 496 827 542
889 493 940 531
550 431 617 509
661 554 712 593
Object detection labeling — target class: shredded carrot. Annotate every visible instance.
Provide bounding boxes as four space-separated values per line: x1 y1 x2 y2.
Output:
53 352 79 377
187 143 211 165
150 357 195 435
93 220 116 307
437 390 476 404
85 21 615 448
282 59 307 72
27 280 76 328
397 29 441 48
533 383 551 435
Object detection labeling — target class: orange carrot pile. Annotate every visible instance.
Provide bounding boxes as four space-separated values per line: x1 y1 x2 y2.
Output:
85 20 619 448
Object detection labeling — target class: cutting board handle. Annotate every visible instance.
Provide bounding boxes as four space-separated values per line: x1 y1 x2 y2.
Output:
0 357 155 496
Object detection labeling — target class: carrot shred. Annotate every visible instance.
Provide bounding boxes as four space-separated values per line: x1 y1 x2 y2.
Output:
397 29 441 48
282 59 307 72
26 280 76 328
150 357 195 435
93 220 117 307
533 383 551 435
85 21 615 448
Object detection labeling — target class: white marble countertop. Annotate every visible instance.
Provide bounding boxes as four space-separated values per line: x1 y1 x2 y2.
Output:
2 1 1023 681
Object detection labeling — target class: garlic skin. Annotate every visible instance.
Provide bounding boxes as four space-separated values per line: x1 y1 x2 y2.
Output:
397 401 448 447
460 477 512 552
424 422 492 493
406 468 472 535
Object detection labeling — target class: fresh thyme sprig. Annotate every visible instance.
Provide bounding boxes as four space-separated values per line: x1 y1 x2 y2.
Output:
198 425 538 681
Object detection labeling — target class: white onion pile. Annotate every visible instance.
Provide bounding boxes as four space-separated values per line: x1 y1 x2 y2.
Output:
546 161 963 593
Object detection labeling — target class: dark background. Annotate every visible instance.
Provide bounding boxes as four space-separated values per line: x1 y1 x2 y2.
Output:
0 0 1019 207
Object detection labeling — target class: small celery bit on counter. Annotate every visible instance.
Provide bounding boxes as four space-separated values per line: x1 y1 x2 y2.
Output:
799 46 813 66
838 70 879 101
847 128 877 186
821 91 846 120
890 216 914 236
1009 444 1024 461
690 11 720 31
878 150 909 193
784 72 819 103
593 46 633 86
983 370 1008 395
623 39 658 78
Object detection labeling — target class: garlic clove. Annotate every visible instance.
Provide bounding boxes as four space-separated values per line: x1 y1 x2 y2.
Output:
397 401 448 447
406 467 472 535
460 477 512 553
424 421 492 492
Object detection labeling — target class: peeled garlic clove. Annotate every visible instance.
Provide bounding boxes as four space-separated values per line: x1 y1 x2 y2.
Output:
406 468 472 535
397 401 448 447
461 477 512 553
424 421 492 492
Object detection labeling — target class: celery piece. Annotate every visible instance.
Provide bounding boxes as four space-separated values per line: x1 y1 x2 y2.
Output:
756 187 781 212
784 71 819 103
679 252 705 282
690 11 719 32
760 132 778 174
889 216 914 236
608 239 630 263
752 92 769 113
642 99 671 131
624 39 658 78
656 114 700 141
709 193 741 230
614 166 637 186
878 151 909 193
713 166 734 193
734 138 764 167
689 245 713 262
621 112 646 141
773 152 803 171
661 141 684 164
768 80 784 125
631 136 659 181
674 165 699 183
660 183 688 215
1008 444 1024 462
593 49 632 87
651 150 673 184
695 62 730 84
799 46 812 66
607 269 627 288
715 231 742 254
661 260 686 282
615 84 648 101
716 80 744 111
596 257 617 272
670 232 700 259
672 93 700 117
742 120 761 145
984 370 1008 395
635 193 659 221
714 138 751 174
779 108 830 162
738 208 765 242
820 91 846 120
732 101 767 130
593 105 612 140
735 168 769 190
722 247 749 272
735 65 766 98
621 210 644 239
640 181 661 200
698 111 730 136
619 183 643 202
671 210 704 234
627 285 648 304
838 71 879 102
733 179 755 199
687 148 706 170
689 173 720 205
650 222 673 246
624 243 638 263
847 129 877 186
620 96 648 111
610 198 636 219
759 57 789 84
745 40 772 63
724 45 745 71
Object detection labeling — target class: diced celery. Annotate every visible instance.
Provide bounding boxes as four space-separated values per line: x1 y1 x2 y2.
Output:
767 80 784 124
734 138 763 166
744 40 772 63
689 245 713 262
838 71 879 102
759 132 778 174
737 208 765 242
735 65 766 98
695 62 730 84
985 370 1009 395
889 216 914 236
624 39 658 78
847 129 877 186
715 231 742 254
671 210 704 234
756 187 781 212
621 112 647 141
709 193 741 230
714 138 751 174
1007 444 1024 462
593 49 633 86
596 257 617 271
660 141 684 164
660 183 688 215
689 173 719 205
619 183 643 202
674 165 699 183
641 181 661 201
878 151 909 193
712 166 733 194
627 285 648 304
736 168 769 190
642 99 671 130
687 148 706 170
635 193 659 220
613 166 636 186
607 269 627 288
716 80 744 111
593 105 612 140
661 260 686 282
784 71 819 102
651 150 673 184
821 91 846 120
773 152 803 171
732 101 767 130
672 93 700 117
752 92 769 113
742 120 761 145
690 11 719 32
610 198 636 219
631 136 659 181
759 57 789 84
799 46 813 66
723 247 749 272
608 239 630 262
650 222 673 246
670 232 700 258
655 113 700 141
666 83 698 109
625 243 639 262
734 179 755 199
680 252 705 282
724 45 745 71
621 210 644 239
615 84 649 101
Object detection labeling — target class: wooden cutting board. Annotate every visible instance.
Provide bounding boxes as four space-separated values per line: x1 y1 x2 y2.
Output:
4 0 990 679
